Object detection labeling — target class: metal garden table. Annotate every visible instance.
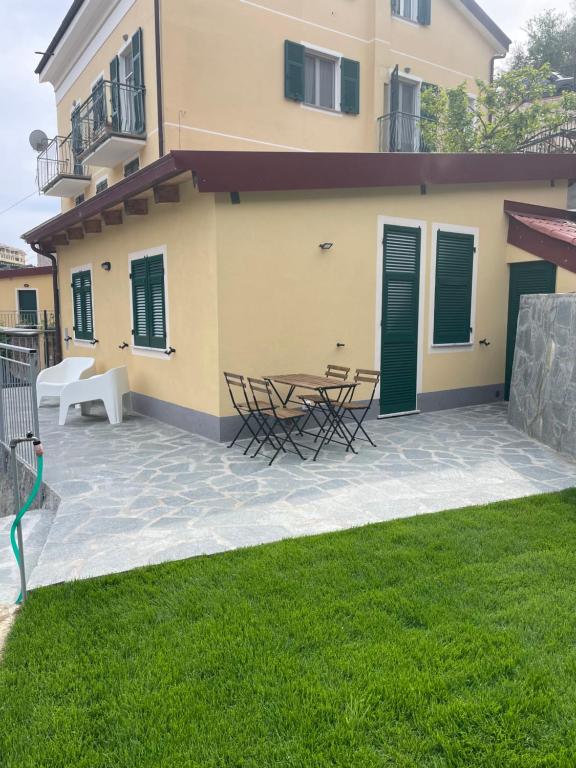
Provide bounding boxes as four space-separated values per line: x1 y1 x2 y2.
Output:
265 373 358 461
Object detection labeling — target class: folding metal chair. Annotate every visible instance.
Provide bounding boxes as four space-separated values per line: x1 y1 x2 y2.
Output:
339 369 381 447
298 364 350 406
248 378 308 466
223 372 269 451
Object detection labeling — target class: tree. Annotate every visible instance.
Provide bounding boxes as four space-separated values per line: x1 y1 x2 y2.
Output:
420 66 576 153
508 10 576 73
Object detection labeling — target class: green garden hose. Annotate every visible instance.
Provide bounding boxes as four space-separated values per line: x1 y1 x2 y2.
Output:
10 445 44 604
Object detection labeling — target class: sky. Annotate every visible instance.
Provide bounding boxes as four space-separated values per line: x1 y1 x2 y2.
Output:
0 0 573 264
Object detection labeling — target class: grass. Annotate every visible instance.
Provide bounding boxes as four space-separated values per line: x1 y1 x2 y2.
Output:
2 490 576 767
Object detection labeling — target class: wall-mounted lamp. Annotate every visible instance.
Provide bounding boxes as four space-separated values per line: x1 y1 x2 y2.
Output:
101 261 111 271
404 66 411 74
319 242 334 251
23 283 30 288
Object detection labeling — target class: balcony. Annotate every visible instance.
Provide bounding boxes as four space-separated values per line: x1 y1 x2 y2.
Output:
72 80 146 168
378 112 436 153
37 135 91 197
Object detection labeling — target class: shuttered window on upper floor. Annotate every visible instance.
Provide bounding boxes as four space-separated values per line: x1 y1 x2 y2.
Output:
131 255 167 349
72 269 94 341
285 41 360 115
392 0 431 25
433 231 475 345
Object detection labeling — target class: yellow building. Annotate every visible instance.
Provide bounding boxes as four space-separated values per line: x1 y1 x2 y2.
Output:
0 267 54 327
34 0 510 208
22 151 576 440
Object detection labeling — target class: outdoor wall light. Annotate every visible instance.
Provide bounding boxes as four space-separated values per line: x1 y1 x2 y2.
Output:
101 261 112 271
319 242 334 250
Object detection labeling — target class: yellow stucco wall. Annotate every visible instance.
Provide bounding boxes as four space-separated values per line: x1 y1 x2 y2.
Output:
54 178 568 422
214 182 568 416
49 0 503 207
57 184 221 415
0 273 54 316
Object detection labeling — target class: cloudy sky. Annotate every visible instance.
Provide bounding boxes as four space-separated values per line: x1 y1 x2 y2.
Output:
0 0 573 263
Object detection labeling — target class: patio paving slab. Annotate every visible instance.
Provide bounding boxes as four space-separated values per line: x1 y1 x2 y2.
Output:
1 401 571 592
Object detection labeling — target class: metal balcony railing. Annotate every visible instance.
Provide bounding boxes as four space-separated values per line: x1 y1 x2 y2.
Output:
72 79 146 161
378 112 437 152
517 119 576 154
37 134 90 193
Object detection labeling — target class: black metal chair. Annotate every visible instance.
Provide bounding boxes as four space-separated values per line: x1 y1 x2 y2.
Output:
223 372 270 451
248 378 307 466
338 369 381 447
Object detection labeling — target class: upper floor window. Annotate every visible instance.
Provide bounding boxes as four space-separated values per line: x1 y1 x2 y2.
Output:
124 158 140 177
284 41 360 115
392 0 431 25
305 51 337 110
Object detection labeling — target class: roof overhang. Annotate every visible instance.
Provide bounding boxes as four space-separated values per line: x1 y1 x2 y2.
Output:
505 200 576 274
23 151 576 248
0 267 53 280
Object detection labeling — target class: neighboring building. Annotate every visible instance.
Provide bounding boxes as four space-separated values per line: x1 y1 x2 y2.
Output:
34 0 510 209
22 151 576 440
0 266 54 326
0 244 27 270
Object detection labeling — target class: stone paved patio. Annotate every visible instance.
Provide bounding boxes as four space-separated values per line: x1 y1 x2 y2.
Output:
1 401 575 600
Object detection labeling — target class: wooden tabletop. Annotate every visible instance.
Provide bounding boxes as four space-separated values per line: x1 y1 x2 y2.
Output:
266 373 357 391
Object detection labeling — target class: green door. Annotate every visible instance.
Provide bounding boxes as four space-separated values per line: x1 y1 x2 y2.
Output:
380 224 421 415
505 261 556 400
17 289 38 325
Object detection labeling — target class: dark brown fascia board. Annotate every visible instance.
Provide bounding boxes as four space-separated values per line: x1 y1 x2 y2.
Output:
35 0 85 74
459 0 511 50
0 266 53 279
180 151 576 194
507 216 576 274
23 152 183 244
504 199 576 222
23 150 576 245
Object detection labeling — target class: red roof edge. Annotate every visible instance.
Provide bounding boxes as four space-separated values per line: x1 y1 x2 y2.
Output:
506 204 576 275
504 199 576 222
0 266 53 279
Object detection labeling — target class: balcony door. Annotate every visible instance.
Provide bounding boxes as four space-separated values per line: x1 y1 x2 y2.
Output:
388 67 421 151
119 43 135 134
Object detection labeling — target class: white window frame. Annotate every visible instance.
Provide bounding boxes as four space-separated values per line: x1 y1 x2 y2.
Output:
95 175 109 194
301 41 342 114
71 263 96 347
428 223 479 352
394 0 419 23
128 245 171 359
15 288 39 322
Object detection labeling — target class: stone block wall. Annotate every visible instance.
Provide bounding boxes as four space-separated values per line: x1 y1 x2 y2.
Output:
509 293 576 460
0 445 59 518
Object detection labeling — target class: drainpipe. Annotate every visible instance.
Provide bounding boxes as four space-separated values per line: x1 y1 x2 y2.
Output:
154 0 165 157
31 243 62 363
489 54 506 84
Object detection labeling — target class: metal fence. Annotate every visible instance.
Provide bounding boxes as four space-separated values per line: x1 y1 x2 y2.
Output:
0 310 58 371
36 134 90 194
0 343 40 468
378 112 436 152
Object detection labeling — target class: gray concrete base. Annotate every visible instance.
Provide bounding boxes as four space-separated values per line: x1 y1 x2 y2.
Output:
131 385 504 443
418 384 504 413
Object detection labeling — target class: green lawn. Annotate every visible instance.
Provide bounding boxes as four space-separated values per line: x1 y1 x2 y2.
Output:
2 491 576 767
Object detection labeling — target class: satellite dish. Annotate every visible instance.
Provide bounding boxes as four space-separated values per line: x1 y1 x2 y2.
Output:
29 129 49 152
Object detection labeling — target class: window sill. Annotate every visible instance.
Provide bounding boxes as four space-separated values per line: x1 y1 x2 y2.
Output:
73 338 94 348
392 13 422 26
431 342 474 350
131 345 172 360
301 103 342 117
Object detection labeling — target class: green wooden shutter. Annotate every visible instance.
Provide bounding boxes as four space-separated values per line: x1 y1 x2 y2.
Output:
92 77 105 132
146 255 167 349
72 270 93 341
131 257 150 347
110 55 120 132
433 231 474 345
132 28 145 133
391 0 401 14
417 0 431 25
131 255 167 349
380 225 421 415
341 58 360 115
284 41 305 102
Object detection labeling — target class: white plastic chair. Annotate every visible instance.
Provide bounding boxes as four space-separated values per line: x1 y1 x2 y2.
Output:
36 357 95 406
58 366 130 426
